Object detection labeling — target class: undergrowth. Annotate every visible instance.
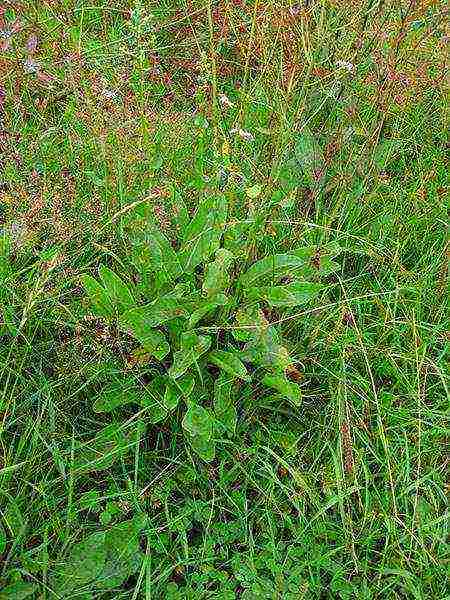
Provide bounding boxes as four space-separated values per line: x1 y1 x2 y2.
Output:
0 1 448 598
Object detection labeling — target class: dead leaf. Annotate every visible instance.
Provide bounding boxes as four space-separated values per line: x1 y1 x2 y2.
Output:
36 71 55 84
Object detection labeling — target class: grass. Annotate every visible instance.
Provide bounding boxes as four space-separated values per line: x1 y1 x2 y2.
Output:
0 0 448 598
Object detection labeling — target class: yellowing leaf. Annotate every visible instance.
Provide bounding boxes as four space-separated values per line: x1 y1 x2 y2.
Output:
202 248 234 297
245 184 262 199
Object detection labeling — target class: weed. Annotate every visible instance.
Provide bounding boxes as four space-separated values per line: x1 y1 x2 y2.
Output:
0 1 447 598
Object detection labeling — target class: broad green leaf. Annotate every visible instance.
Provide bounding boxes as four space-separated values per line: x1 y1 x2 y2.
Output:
242 333 291 371
81 274 113 317
208 350 251 381
169 332 212 379
169 190 190 232
0 582 38 600
291 247 341 276
175 373 196 397
96 550 142 590
233 309 292 371
0 523 5 554
119 309 170 359
140 375 168 423
239 254 312 288
163 381 179 411
52 532 107 593
93 381 141 413
120 296 187 331
164 374 195 410
189 433 215 462
214 375 237 434
3 502 24 538
143 403 167 424
178 195 228 272
262 374 302 406
72 421 146 473
294 128 325 187
96 516 146 590
246 281 324 307
202 248 234 297
373 138 402 170
182 402 214 438
188 293 228 328
99 265 135 311
270 430 299 456
146 228 183 279
183 403 215 461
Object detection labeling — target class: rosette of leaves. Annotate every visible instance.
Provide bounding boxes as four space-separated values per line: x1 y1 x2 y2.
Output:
81 194 340 460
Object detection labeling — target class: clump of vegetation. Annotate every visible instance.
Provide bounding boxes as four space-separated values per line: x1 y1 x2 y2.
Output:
81 194 340 460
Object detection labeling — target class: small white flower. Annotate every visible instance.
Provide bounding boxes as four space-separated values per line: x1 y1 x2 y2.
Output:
219 93 233 108
336 60 355 73
230 128 254 142
23 58 40 73
101 89 118 100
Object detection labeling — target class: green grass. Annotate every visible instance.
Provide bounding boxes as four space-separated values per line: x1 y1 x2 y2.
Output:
0 1 448 598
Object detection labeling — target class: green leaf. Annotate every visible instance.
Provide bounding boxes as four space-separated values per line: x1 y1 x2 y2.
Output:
294 128 325 187
52 532 107 593
163 381 179 411
262 374 302 406
202 248 234 297
242 333 291 371
239 254 313 288
169 190 190 232
373 138 402 170
246 281 324 307
182 403 214 438
93 380 141 413
119 309 170 359
208 350 251 381
233 309 292 371
99 265 135 311
223 220 251 256
189 434 215 462
120 296 187 331
146 228 183 279
183 403 215 461
96 516 146 590
169 332 211 379
214 375 237 435
188 293 228 328
0 523 5 555
164 374 195 410
0 582 38 600
291 247 341 276
178 195 228 272
72 421 146 473
81 274 113 317
140 375 168 423
232 306 268 342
